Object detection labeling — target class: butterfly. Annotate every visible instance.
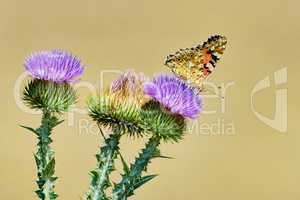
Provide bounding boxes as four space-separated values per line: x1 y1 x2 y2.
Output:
165 35 227 92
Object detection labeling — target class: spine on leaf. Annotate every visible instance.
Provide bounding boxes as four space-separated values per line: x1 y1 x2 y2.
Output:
22 111 61 200
86 130 121 200
112 136 160 200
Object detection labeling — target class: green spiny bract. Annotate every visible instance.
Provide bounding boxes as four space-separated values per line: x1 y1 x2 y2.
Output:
141 100 186 142
23 79 76 113
88 96 145 137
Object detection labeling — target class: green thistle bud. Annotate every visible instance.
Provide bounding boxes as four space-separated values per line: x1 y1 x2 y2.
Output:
88 95 145 136
141 100 186 142
23 79 76 113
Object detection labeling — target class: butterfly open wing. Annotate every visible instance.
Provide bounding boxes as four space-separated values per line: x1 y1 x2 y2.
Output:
165 35 227 91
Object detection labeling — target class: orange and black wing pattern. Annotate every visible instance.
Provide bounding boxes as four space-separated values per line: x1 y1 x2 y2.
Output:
165 35 227 90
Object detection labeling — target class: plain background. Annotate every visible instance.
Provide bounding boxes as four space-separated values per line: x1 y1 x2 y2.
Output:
0 0 299 199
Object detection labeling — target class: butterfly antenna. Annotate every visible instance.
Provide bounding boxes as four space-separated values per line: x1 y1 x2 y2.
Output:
203 87 224 99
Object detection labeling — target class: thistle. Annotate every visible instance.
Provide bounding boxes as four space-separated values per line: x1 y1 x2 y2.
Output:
112 75 200 200
85 70 148 200
85 72 203 200
112 101 186 199
21 50 84 200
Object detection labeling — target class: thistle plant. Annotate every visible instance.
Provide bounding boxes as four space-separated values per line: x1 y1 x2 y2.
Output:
85 70 148 200
18 37 220 200
21 50 84 200
85 72 202 200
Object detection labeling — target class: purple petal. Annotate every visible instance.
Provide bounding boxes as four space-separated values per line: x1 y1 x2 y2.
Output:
24 50 84 83
144 74 202 119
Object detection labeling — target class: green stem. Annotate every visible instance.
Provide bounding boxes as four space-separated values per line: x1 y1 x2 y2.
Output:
86 128 122 200
112 136 161 200
34 111 60 200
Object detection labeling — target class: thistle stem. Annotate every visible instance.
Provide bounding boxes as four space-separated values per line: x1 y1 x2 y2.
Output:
86 128 122 200
34 111 59 200
112 136 161 200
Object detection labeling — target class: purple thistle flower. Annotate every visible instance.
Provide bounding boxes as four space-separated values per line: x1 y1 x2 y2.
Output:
24 50 84 83
144 74 202 119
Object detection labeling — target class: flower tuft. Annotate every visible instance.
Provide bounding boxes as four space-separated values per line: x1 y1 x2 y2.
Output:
109 69 149 107
24 50 84 83
144 74 202 119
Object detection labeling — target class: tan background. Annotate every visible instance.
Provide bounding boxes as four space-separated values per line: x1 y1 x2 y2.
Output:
0 0 299 199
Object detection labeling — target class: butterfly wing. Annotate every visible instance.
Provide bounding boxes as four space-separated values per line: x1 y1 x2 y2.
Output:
165 35 227 90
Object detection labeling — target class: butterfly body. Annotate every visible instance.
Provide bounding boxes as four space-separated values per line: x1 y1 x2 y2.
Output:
165 35 227 91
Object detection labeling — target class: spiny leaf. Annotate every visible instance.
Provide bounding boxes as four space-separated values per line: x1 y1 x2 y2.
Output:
133 174 158 191
34 154 40 167
49 176 58 182
30 111 60 200
152 149 174 159
153 155 174 159
53 119 64 127
112 136 161 199
86 133 121 199
20 125 39 135
119 152 130 175
35 190 45 199
36 179 46 189
50 192 58 199
43 158 55 178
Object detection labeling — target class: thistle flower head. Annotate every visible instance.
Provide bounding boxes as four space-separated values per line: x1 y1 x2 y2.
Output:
24 50 84 83
144 74 202 119
88 96 144 136
88 70 149 136
109 69 149 107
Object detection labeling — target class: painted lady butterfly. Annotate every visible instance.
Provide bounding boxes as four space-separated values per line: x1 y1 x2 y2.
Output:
165 35 227 91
